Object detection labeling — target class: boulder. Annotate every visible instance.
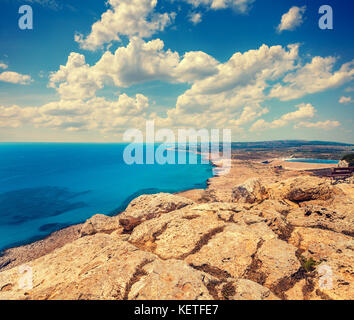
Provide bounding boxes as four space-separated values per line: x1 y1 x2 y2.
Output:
80 214 119 237
232 178 268 204
268 176 340 202
120 193 194 222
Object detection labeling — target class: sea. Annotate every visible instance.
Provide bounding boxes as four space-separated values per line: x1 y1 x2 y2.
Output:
0 143 214 252
285 158 339 164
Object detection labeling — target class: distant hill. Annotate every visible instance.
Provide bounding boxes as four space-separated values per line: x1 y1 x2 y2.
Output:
230 140 354 149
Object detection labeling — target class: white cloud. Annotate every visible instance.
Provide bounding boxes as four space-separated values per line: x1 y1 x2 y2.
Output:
94 37 180 87
339 96 352 104
269 57 354 101
168 43 299 127
277 6 306 32
50 38 219 99
250 103 316 131
75 0 175 51
13 40 349 137
49 52 104 100
294 120 341 130
175 51 219 82
0 105 37 128
185 0 255 12
0 71 32 85
0 63 8 70
2 93 150 133
189 12 202 24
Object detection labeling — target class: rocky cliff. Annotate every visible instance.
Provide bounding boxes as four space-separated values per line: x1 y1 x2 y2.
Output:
0 175 353 300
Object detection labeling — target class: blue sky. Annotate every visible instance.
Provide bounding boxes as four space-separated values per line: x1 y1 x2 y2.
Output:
0 0 353 142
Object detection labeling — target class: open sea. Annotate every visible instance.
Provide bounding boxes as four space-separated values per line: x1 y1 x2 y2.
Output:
0 143 213 252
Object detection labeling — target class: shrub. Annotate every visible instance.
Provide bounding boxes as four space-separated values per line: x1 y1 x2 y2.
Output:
300 256 320 273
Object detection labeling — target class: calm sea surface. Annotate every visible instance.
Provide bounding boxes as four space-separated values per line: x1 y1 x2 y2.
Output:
0 143 213 251
285 158 339 164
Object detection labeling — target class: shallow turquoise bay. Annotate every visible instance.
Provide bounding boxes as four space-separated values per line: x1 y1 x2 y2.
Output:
0 143 213 252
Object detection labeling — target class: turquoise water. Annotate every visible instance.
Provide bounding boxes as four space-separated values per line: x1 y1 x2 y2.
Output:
285 158 339 164
0 143 213 252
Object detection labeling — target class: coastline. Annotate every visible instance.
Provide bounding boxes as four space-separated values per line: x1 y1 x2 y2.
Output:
0 153 343 273
1 153 353 300
0 150 216 271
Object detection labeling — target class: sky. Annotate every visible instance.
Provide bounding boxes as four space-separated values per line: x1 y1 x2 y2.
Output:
0 0 353 143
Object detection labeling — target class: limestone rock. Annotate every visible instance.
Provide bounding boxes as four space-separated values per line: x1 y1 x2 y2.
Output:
129 204 227 260
80 214 119 237
269 176 340 202
185 223 277 281
121 193 194 221
286 206 354 236
231 279 279 300
119 216 143 233
232 178 268 204
255 238 300 287
288 227 354 300
128 259 212 300
0 235 157 300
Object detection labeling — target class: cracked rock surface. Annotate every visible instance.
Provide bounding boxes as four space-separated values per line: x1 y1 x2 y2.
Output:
0 172 353 300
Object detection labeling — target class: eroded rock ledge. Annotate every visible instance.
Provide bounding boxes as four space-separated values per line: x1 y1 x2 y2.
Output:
0 175 353 300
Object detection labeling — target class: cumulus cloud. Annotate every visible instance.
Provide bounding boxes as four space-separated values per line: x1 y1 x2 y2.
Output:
269 57 354 101
50 38 219 100
0 63 8 69
8 40 348 136
49 52 104 100
185 0 255 12
0 71 32 85
339 96 352 104
250 103 316 131
189 12 202 24
294 120 341 130
75 0 175 51
94 38 180 87
277 6 306 32
0 105 37 128
2 93 150 133
166 43 299 128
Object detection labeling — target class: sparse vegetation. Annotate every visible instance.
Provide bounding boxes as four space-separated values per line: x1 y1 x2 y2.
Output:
299 256 320 273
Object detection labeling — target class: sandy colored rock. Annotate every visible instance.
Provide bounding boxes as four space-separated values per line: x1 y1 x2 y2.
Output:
185 223 276 280
80 214 120 237
288 227 354 300
0 234 158 300
129 204 227 259
232 178 268 204
232 279 279 300
121 193 194 221
286 206 354 236
255 238 300 287
128 259 213 300
269 176 341 202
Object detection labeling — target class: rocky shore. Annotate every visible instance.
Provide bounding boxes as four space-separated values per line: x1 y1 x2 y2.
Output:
0 159 353 300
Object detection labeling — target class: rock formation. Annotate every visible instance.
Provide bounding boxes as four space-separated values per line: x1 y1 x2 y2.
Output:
0 172 353 300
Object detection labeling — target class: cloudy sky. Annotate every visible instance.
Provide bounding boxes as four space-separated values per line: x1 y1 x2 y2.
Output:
0 0 353 142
